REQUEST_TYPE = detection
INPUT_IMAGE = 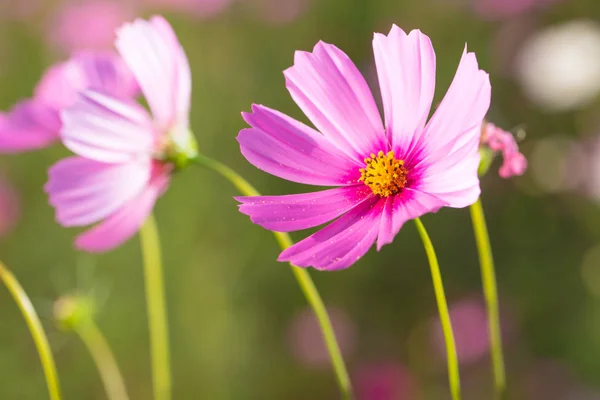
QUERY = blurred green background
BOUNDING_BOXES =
[2,0,600,398]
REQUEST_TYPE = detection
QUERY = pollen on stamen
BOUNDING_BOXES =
[358,150,408,197]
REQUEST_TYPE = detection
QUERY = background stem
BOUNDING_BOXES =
[470,198,506,396]
[140,214,171,400]
[414,218,461,400]
[76,321,130,400]
[0,261,62,400]
[193,154,354,399]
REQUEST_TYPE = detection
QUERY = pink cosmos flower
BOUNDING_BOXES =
[481,122,527,178]
[236,26,491,270]
[354,362,419,400]
[0,51,138,152]
[45,16,196,252]
[47,1,135,55]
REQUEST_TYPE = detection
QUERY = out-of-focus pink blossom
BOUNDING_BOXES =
[0,173,20,237]
[432,298,490,365]
[135,0,231,18]
[481,122,528,178]
[0,51,138,153]
[287,306,356,368]
[46,16,197,253]
[47,1,135,54]
[472,0,564,20]
[354,362,419,400]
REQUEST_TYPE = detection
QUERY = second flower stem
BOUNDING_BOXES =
[76,321,130,400]
[469,198,505,396]
[192,154,353,399]
[414,218,461,400]
[140,214,171,400]
[0,261,62,400]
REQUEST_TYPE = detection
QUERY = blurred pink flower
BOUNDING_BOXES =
[287,306,356,368]
[472,0,563,20]
[47,1,135,54]
[136,0,231,18]
[481,122,527,178]
[0,51,138,153]
[354,362,419,400]
[432,298,490,365]
[45,16,197,252]
[0,174,20,237]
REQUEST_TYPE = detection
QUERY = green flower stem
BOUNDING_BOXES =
[76,321,130,400]
[0,261,62,400]
[192,153,353,399]
[414,218,461,400]
[469,198,505,396]
[140,214,171,400]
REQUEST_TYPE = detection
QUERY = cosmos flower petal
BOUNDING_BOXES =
[412,49,490,208]
[239,104,360,186]
[421,48,491,157]
[75,171,170,253]
[0,100,60,152]
[61,89,155,163]
[284,41,386,161]
[45,156,151,227]
[278,198,384,270]
[373,26,436,154]
[236,185,372,232]
[416,133,481,208]
[35,51,139,109]
[377,188,447,250]
[116,16,191,130]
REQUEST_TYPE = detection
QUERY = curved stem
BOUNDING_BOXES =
[139,214,171,400]
[76,321,130,400]
[469,198,505,396]
[0,262,62,400]
[192,154,353,399]
[414,218,461,400]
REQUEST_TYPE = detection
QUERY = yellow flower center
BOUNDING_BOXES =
[359,150,408,197]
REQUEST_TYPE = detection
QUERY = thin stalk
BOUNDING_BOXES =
[192,153,353,399]
[139,214,171,400]
[76,321,130,400]
[469,198,505,395]
[0,262,62,400]
[414,218,461,400]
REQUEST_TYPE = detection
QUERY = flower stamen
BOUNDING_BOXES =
[359,150,408,197]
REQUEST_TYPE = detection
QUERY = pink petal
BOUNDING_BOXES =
[284,41,385,161]
[236,185,372,232]
[35,51,139,111]
[116,16,191,130]
[46,1,134,54]
[373,26,436,156]
[0,100,60,152]
[239,104,360,186]
[75,171,170,253]
[499,151,527,178]
[411,48,491,208]
[278,198,384,270]
[61,90,155,163]
[377,188,446,250]
[421,48,491,159]
[45,156,151,227]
